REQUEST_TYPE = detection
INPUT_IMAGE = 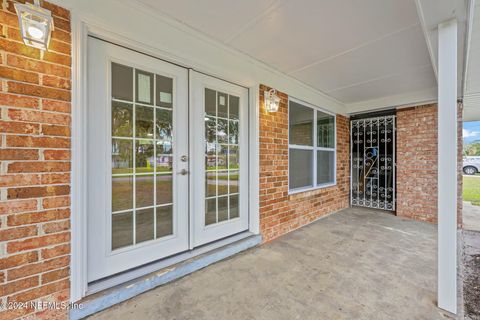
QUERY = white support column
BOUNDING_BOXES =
[437,18,457,314]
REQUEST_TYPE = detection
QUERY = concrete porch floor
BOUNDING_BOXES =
[88,207,451,320]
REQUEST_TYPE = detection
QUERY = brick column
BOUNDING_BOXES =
[396,103,463,226]
[0,1,72,319]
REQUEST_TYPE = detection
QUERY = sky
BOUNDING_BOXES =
[464,121,480,144]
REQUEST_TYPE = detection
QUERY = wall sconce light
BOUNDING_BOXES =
[15,0,54,51]
[264,88,280,113]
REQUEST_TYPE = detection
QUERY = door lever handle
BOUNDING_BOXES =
[178,169,188,175]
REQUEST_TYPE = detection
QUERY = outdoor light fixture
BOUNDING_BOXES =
[264,88,280,113]
[15,0,54,51]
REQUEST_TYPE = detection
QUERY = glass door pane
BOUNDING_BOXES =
[204,89,240,226]
[111,63,175,251]
[191,72,249,247]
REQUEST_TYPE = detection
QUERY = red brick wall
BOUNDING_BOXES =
[259,85,350,242]
[396,103,462,225]
[0,2,71,319]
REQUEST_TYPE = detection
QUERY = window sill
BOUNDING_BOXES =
[288,182,337,195]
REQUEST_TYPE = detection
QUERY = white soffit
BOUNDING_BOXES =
[136,0,441,111]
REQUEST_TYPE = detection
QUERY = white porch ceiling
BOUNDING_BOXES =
[464,0,480,121]
[135,0,468,113]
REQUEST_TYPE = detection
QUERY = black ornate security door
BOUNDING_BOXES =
[351,116,395,211]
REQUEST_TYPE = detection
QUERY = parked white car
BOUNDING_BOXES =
[463,156,480,175]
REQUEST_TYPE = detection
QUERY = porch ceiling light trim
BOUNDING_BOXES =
[14,0,54,51]
[264,89,280,113]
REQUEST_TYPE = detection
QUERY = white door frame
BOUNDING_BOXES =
[70,17,260,302]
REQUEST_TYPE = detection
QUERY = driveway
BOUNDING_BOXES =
[89,207,452,320]
[464,201,480,232]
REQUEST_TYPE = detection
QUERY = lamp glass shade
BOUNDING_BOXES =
[15,3,54,51]
[264,90,280,112]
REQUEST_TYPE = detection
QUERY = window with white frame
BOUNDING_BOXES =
[288,99,336,192]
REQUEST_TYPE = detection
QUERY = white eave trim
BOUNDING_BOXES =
[346,87,437,114]
[415,0,438,80]
[463,0,476,97]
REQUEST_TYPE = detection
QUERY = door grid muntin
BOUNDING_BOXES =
[204,88,240,226]
[350,115,396,211]
[110,62,175,251]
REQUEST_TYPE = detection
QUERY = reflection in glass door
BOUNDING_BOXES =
[204,89,240,225]
[191,72,249,246]
[87,37,189,282]
[110,63,174,250]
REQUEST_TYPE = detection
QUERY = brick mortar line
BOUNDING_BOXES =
[1,223,71,237]
[1,49,72,71]
[1,184,71,189]
[2,134,72,139]
[1,160,71,164]
[3,106,71,115]
[0,275,41,294]
[0,114,72,120]
[2,170,71,174]
[0,148,71,152]
[0,210,71,219]
[2,182,71,187]
[3,236,70,253]
[1,147,71,151]
[3,218,70,233]
[0,60,72,83]
[3,244,70,266]
[3,276,70,301]
[5,52,72,72]
[1,274,69,299]
[0,66,72,88]
[5,79,72,94]
[0,207,71,217]
[1,133,72,138]
[0,183,70,186]
[2,200,70,208]
[2,165,71,169]
[1,158,71,162]
[40,270,69,285]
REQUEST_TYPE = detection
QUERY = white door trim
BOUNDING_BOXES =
[70,15,88,302]
[70,16,260,302]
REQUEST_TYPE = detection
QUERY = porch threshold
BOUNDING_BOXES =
[71,233,262,320]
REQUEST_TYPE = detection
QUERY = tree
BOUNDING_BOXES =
[464,141,480,156]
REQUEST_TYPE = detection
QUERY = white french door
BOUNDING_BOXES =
[190,72,249,246]
[87,37,189,281]
[86,38,249,282]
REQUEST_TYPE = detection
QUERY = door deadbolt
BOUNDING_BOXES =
[180,155,188,162]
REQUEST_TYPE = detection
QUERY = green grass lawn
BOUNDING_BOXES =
[463,176,480,206]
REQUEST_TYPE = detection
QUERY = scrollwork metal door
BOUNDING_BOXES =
[351,116,396,211]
